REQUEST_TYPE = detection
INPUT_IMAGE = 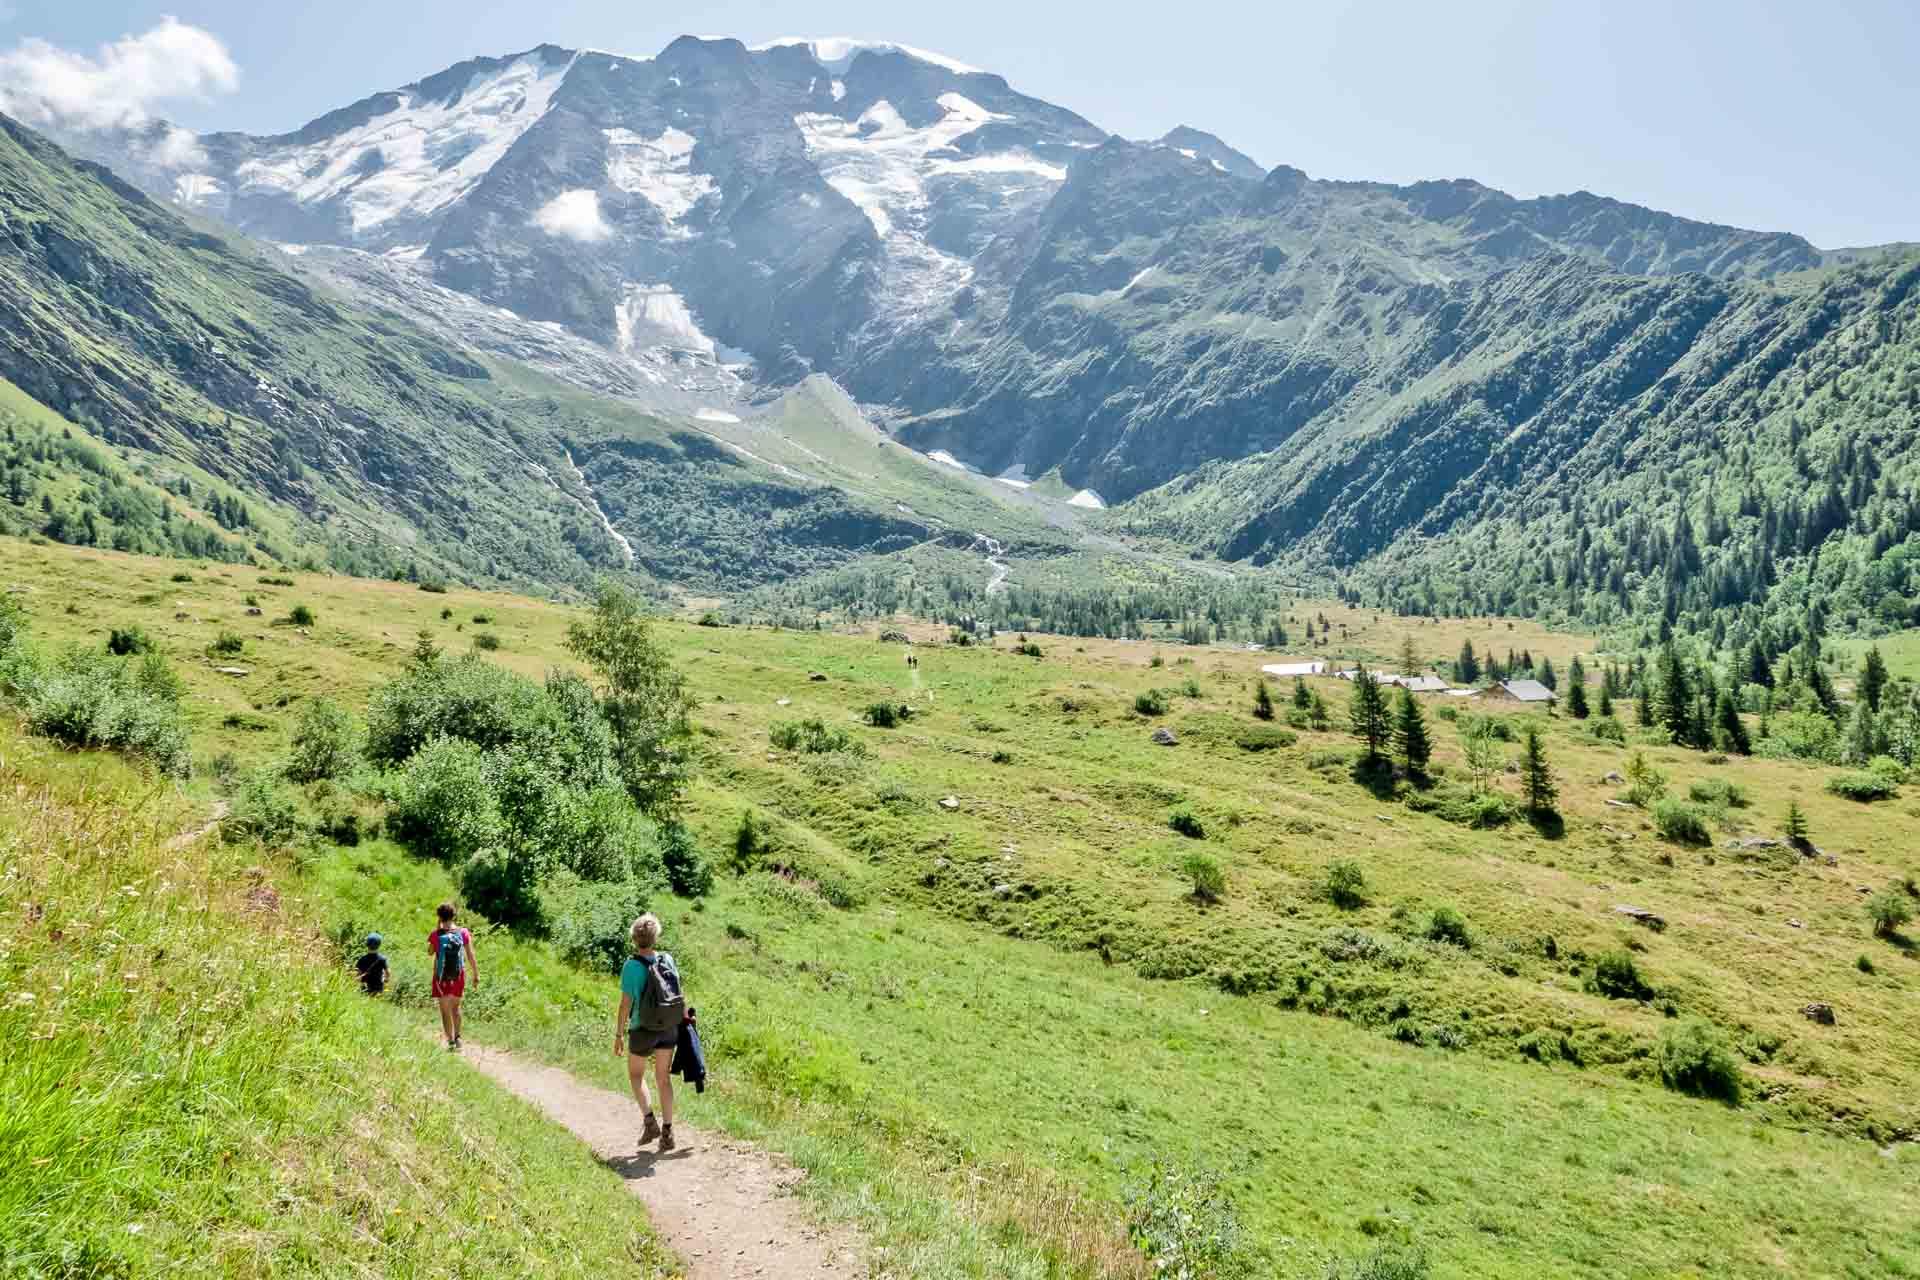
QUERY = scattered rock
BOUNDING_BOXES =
[933,857,950,870]
[1787,918,1805,929]
[1503,761,1519,774]
[1151,727,1179,746]
[939,796,960,811]
[775,698,791,707]
[808,672,827,682]
[1613,905,1667,932]
[1604,799,1636,810]
[174,611,191,621]
[244,606,263,616]
[1802,1002,1836,1026]
[991,883,1014,897]
[213,666,250,677]
[1375,814,1393,823]
[1602,771,1625,784]
[1728,837,1782,851]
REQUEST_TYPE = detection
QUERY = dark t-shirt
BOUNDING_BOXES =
[355,951,389,994]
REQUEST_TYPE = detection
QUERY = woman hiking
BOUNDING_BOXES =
[615,912,687,1152]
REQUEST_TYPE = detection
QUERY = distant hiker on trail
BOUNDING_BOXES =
[617,912,687,1152]
[355,932,389,996]
[429,902,477,1050]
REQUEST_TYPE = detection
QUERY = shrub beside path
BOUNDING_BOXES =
[462,1045,866,1279]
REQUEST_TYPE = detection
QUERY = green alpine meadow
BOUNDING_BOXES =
[2,14,1918,1279]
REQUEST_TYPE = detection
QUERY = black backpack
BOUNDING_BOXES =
[435,929,465,984]
[636,953,686,1032]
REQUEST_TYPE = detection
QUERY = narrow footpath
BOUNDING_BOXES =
[462,1046,865,1279]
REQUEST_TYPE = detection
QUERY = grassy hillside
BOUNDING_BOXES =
[5,534,1917,1277]
[0,727,675,1277]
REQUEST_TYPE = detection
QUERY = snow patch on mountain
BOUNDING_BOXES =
[1067,488,1107,509]
[532,189,612,241]
[753,37,982,76]
[604,126,715,230]
[617,282,717,355]
[695,407,742,423]
[232,51,569,237]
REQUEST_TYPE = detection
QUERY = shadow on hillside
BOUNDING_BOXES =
[1527,809,1567,840]
[602,1148,695,1180]
[1349,756,1399,801]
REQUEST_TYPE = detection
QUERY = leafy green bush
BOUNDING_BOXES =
[1234,725,1297,752]
[1406,784,1514,829]
[472,631,502,652]
[863,701,910,728]
[542,871,654,973]
[388,736,502,862]
[1134,688,1170,716]
[169,571,193,584]
[660,822,713,897]
[287,604,316,627]
[1827,770,1896,801]
[208,630,245,657]
[1867,885,1913,938]
[1324,1246,1432,1280]
[1169,806,1206,839]
[105,626,154,656]
[1181,677,1202,698]
[417,580,448,594]
[1588,949,1654,1001]
[1324,859,1368,909]
[221,771,301,848]
[285,698,359,783]
[4,645,191,776]
[258,575,295,587]
[1687,778,1749,809]
[1652,799,1712,844]
[730,809,777,874]
[1656,1020,1742,1103]
[459,844,544,930]
[1013,640,1042,657]
[1425,906,1471,948]
[770,718,859,754]
[1124,1160,1247,1278]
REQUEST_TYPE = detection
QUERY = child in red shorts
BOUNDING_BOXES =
[429,901,477,1050]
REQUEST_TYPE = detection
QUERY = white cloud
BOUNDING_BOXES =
[531,189,612,242]
[0,17,238,132]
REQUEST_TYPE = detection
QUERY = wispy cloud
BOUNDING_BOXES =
[0,16,238,134]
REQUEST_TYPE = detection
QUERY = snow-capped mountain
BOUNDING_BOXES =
[61,34,1830,507]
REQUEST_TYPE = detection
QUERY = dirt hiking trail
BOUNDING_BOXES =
[462,1045,866,1279]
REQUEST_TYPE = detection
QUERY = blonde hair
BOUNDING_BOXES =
[629,912,661,953]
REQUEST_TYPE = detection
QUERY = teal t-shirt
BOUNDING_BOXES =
[620,953,673,1031]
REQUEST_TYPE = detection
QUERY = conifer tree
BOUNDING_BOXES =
[1456,639,1480,684]
[1860,646,1889,713]
[1784,800,1809,848]
[1399,635,1419,677]
[1348,666,1391,764]
[1714,690,1751,755]
[1521,727,1557,816]
[1293,676,1311,709]
[1539,657,1558,690]
[1567,680,1590,719]
[1308,690,1330,731]
[1253,678,1275,721]
[1394,685,1432,775]
[1598,684,1614,718]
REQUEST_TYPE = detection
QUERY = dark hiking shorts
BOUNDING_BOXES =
[629,1026,676,1055]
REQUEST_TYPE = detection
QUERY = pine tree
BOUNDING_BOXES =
[1456,640,1480,684]
[1394,685,1432,775]
[1521,727,1557,816]
[1784,800,1809,848]
[1860,646,1889,713]
[1598,684,1614,718]
[1253,678,1275,721]
[1655,643,1694,745]
[1845,700,1880,764]
[1348,666,1392,764]
[1308,690,1330,731]
[1567,680,1590,719]
[1538,657,1558,690]
[1292,676,1311,709]
[1714,690,1751,755]
[1399,635,1419,677]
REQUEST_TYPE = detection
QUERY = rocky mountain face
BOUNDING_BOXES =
[20,33,1917,624]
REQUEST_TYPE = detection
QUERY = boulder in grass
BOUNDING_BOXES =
[1613,905,1666,932]
[939,796,960,811]
[1151,727,1179,746]
[1802,1002,1836,1026]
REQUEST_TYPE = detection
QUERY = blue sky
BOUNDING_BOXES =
[2,0,1915,248]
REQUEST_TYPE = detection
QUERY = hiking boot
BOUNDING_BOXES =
[659,1124,676,1152]
[640,1112,661,1144]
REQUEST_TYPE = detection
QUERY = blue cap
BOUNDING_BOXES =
[365,932,383,948]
